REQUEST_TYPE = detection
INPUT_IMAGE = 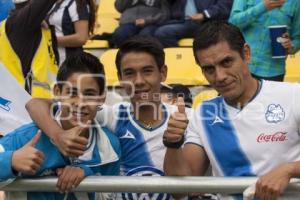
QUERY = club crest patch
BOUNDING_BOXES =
[265,104,285,123]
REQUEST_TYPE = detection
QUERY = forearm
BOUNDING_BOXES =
[25,98,62,142]
[287,161,300,178]
[57,34,88,47]
[229,2,267,29]
[164,148,191,176]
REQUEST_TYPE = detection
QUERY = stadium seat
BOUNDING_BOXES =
[192,89,218,108]
[83,40,109,49]
[99,49,119,86]
[284,52,300,82]
[178,38,193,47]
[97,0,120,19]
[164,48,208,85]
[93,18,119,35]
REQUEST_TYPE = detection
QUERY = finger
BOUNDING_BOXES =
[57,168,68,193]
[168,118,188,129]
[77,120,92,136]
[177,97,186,114]
[25,130,42,147]
[168,120,188,130]
[56,168,64,176]
[166,126,186,135]
[66,172,77,192]
[164,132,183,142]
[72,137,89,147]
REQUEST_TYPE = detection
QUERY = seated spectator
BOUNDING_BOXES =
[112,0,170,47]
[154,0,233,47]
[0,52,120,200]
[229,0,300,81]
[47,0,96,66]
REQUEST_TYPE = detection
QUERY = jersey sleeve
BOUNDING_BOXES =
[69,0,89,22]
[184,106,204,147]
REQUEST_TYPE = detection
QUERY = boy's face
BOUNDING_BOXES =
[54,73,105,129]
[118,52,167,105]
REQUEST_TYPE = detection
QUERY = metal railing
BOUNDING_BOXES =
[1,176,300,195]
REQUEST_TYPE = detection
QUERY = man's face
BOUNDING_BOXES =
[196,41,251,105]
[54,73,104,129]
[118,52,167,105]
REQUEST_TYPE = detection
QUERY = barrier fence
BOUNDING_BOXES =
[2,176,300,195]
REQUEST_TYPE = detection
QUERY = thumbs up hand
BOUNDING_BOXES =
[163,97,188,148]
[54,121,91,157]
[12,130,45,175]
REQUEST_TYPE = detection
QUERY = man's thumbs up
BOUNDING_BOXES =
[12,130,45,175]
[177,97,186,114]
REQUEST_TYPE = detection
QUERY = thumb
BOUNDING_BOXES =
[76,120,92,136]
[177,97,186,114]
[25,130,42,147]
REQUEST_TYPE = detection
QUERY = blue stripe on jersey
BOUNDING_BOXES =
[115,105,153,174]
[200,97,254,177]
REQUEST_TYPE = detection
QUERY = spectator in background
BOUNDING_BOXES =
[229,0,300,81]
[46,0,96,66]
[154,0,233,47]
[0,0,58,97]
[112,0,170,47]
[0,0,14,22]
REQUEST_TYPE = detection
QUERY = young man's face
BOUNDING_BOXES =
[54,73,104,129]
[118,52,167,105]
[196,41,251,104]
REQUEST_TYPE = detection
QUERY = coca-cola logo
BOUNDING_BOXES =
[257,132,288,143]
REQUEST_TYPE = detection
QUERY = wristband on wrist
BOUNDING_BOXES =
[163,135,184,149]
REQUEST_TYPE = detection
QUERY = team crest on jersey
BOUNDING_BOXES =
[122,166,170,200]
[265,104,285,123]
[0,97,11,112]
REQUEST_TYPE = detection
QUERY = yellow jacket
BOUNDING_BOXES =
[0,20,58,98]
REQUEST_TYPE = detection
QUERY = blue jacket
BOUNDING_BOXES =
[0,123,121,200]
[170,0,233,20]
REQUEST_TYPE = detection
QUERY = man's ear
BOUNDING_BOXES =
[53,84,62,101]
[160,65,168,82]
[243,43,251,64]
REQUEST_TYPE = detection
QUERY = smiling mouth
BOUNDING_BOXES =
[71,111,89,119]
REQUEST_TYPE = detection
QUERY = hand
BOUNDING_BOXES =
[135,19,146,27]
[164,97,188,143]
[255,163,294,200]
[191,13,204,23]
[56,166,85,193]
[264,0,285,11]
[281,32,294,54]
[54,122,90,157]
[12,130,44,175]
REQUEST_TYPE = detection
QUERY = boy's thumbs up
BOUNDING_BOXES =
[25,130,42,147]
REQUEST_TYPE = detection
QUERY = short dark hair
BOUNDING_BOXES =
[115,36,165,76]
[193,20,246,64]
[171,84,193,108]
[57,52,105,94]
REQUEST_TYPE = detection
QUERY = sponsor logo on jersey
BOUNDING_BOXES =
[211,115,224,125]
[0,97,11,112]
[121,166,170,200]
[257,132,288,143]
[120,130,136,140]
[265,104,285,123]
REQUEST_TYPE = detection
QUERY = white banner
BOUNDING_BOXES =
[0,63,32,135]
